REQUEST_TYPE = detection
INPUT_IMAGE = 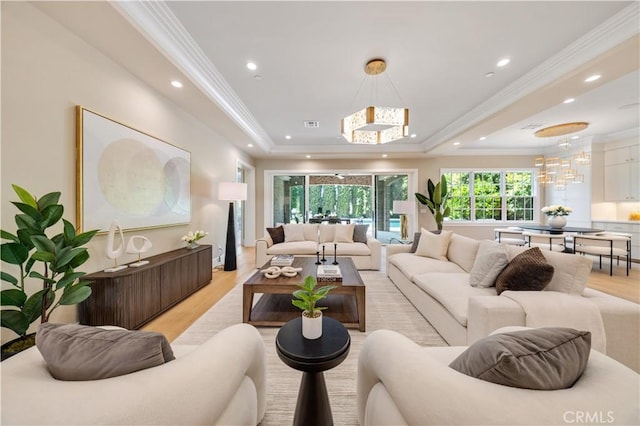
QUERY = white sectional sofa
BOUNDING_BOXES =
[387,231,640,372]
[256,223,381,270]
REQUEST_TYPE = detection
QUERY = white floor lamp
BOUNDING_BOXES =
[393,200,413,240]
[218,182,247,271]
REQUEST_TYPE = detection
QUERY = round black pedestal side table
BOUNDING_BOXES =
[276,316,350,426]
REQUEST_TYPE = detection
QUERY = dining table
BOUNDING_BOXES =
[517,224,603,235]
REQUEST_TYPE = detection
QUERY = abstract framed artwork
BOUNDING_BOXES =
[76,106,191,233]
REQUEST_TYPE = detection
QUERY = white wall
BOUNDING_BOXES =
[255,155,538,241]
[1,2,254,341]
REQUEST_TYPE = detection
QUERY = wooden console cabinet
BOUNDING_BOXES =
[79,245,212,329]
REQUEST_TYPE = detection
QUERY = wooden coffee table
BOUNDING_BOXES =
[243,257,366,331]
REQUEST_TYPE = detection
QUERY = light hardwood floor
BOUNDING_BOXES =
[143,246,639,342]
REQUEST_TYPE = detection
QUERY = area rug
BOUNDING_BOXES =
[174,270,447,425]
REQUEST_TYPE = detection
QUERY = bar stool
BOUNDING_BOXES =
[573,232,631,276]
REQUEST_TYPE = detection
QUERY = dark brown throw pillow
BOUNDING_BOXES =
[495,247,554,295]
[36,323,175,381]
[267,225,285,244]
[449,327,591,390]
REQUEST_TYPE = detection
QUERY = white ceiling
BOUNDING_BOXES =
[35,1,640,159]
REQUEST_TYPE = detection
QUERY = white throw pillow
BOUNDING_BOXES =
[415,229,452,261]
[302,224,319,241]
[333,224,355,243]
[469,240,509,288]
[283,224,304,242]
[318,224,335,243]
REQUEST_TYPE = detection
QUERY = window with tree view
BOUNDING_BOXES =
[443,169,535,222]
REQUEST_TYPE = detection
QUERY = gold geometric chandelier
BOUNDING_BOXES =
[341,59,409,145]
[534,122,590,189]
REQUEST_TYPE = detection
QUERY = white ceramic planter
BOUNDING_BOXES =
[302,311,323,339]
[548,216,567,228]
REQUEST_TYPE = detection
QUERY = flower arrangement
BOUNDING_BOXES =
[182,230,208,244]
[541,205,572,217]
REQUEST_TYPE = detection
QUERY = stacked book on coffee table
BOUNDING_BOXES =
[271,254,294,266]
[316,264,342,283]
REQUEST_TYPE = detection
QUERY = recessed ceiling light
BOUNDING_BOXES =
[247,143,254,147]
[485,72,495,78]
[453,141,461,146]
[563,98,575,104]
[247,62,257,70]
[479,136,486,140]
[254,75,263,80]
[410,134,417,138]
[496,58,510,67]
[382,154,388,158]
[584,74,601,83]
[305,155,311,158]
[170,80,183,88]
[285,135,292,140]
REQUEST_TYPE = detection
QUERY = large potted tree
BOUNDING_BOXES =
[1,185,98,359]
[415,175,450,231]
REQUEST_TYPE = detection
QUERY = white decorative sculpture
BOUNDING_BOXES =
[104,220,128,272]
[126,236,153,267]
[260,266,302,279]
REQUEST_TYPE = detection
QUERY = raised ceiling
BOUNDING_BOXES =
[35,1,639,159]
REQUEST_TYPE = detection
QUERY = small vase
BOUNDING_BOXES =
[302,311,322,339]
[548,216,567,229]
[186,242,199,249]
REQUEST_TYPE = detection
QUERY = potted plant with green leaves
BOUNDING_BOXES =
[1,185,98,359]
[291,275,337,339]
[415,175,450,231]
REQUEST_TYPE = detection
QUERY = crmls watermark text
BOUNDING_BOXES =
[564,411,615,424]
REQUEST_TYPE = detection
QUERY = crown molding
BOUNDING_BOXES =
[112,1,638,158]
[423,2,640,152]
[111,1,274,152]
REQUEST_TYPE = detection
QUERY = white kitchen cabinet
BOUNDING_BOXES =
[604,144,639,201]
[592,221,639,261]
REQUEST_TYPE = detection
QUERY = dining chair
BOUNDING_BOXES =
[494,227,526,246]
[522,231,568,252]
[573,232,631,276]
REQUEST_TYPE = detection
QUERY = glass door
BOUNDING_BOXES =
[268,172,413,243]
[374,174,408,243]
[272,175,305,226]
[307,175,373,231]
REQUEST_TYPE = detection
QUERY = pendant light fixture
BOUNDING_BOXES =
[341,59,409,145]
[533,122,590,189]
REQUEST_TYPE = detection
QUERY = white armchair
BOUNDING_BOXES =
[358,328,639,426]
[1,323,266,425]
